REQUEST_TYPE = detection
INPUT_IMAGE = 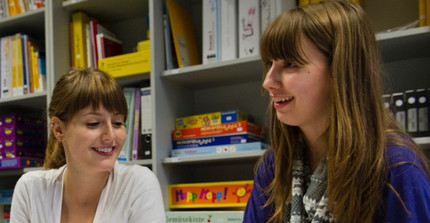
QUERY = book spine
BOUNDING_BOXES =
[72,12,90,69]
[202,0,220,64]
[220,0,237,61]
[238,0,260,58]
[392,92,407,131]
[1,36,12,98]
[405,90,418,137]
[131,88,141,160]
[140,87,152,159]
[417,89,430,137]
[118,88,136,161]
[21,34,29,95]
[419,0,426,27]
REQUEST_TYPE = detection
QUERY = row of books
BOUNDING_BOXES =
[164,0,296,69]
[171,110,268,158]
[0,114,45,169]
[166,211,243,222]
[385,88,430,137]
[0,0,44,19]
[0,33,46,99]
[117,87,152,162]
[70,11,123,69]
[69,11,151,79]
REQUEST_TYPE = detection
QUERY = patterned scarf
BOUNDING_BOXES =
[283,148,335,223]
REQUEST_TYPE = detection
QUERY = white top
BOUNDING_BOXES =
[10,162,166,223]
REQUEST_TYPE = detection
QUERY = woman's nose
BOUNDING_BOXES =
[263,63,281,90]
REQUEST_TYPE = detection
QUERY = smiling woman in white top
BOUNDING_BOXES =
[10,68,166,223]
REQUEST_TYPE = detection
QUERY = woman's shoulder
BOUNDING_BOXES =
[18,166,64,185]
[114,163,157,183]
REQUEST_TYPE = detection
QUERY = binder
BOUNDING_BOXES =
[392,92,406,131]
[405,90,418,137]
[140,87,152,159]
[417,89,429,137]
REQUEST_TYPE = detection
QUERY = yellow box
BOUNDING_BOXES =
[137,40,150,52]
[175,110,247,130]
[169,180,253,208]
[98,50,150,78]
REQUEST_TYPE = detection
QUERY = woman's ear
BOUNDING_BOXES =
[50,117,64,142]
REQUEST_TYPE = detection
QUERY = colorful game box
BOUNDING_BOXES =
[169,180,253,208]
[172,133,264,149]
[0,157,43,170]
[175,110,248,130]
[171,141,268,157]
[172,120,264,140]
[0,147,45,160]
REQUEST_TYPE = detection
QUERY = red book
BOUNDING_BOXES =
[96,33,122,60]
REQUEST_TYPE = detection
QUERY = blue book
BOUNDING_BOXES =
[171,141,268,157]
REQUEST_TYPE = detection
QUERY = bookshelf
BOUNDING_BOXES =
[0,0,429,215]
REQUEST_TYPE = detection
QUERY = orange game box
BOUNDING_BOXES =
[172,121,264,140]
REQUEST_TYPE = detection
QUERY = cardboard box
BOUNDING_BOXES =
[172,121,263,140]
[169,180,253,208]
[171,141,268,157]
[175,110,247,130]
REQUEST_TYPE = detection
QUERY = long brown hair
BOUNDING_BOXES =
[44,68,128,169]
[259,1,430,222]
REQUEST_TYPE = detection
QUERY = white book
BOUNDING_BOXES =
[140,87,152,135]
[85,23,93,68]
[118,87,136,162]
[220,0,238,61]
[1,36,12,98]
[202,0,220,64]
[238,0,260,58]
[261,0,296,32]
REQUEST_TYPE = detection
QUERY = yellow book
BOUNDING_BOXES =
[426,0,430,27]
[419,0,426,27]
[30,44,40,92]
[298,0,310,6]
[166,0,200,68]
[309,0,323,4]
[11,34,21,96]
[72,12,91,68]
[15,33,24,96]
[98,50,150,78]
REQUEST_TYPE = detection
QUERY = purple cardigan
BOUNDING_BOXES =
[243,145,430,222]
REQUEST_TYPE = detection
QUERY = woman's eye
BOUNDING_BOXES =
[265,61,273,68]
[86,122,100,127]
[113,122,125,128]
[284,61,296,68]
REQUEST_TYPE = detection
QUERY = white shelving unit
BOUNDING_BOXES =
[0,0,429,212]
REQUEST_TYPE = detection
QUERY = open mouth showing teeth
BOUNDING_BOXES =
[273,96,294,103]
[93,147,114,153]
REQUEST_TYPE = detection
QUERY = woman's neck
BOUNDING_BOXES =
[61,167,110,223]
[301,127,328,172]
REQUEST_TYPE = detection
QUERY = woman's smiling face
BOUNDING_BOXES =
[60,104,126,173]
[263,35,331,133]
